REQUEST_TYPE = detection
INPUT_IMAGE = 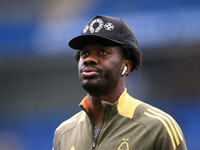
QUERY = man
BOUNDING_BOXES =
[53,15,187,150]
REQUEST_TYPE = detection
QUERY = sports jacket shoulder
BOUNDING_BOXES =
[53,89,187,150]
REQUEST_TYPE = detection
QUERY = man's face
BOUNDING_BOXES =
[78,44,124,96]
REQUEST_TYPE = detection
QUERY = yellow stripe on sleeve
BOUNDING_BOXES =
[151,107,183,141]
[147,109,180,146]
[144,112,176,150]
[165,113,183,141]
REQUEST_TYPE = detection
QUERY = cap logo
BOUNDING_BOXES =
[89,18,104,33]
[83,25,89,33]
[104,22,114,30]
[82,18,114,34]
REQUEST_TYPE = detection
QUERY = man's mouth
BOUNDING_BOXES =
[81,67,100,78]
[82,71,99,77]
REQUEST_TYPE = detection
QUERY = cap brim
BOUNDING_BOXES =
[68,35,123,50]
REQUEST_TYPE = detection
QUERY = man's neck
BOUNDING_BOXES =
[87,86,125,126]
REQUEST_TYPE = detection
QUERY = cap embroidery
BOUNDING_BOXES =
[83,25,89,33]
[104,22,114,30]
[89,18,104,33]
[83,18,115,34]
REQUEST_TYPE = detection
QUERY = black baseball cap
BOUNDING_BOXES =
[68,14,138,50]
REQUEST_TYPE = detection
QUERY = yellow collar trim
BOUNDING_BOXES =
[117,88,142,119]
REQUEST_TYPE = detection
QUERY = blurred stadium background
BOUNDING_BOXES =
[0,0,200,149]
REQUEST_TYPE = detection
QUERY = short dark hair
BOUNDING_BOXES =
[74,43,142,73]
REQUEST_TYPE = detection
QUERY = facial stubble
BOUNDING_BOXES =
[81,62,122,96]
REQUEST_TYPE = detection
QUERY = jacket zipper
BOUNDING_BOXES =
[90,117,97,150]
[92,139,96,150]
[92,126,103,150]
[92,109,106,150]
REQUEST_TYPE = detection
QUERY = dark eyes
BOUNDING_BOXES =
[99,49,109,55]
[80,49,109,58]
[80,51,89,57]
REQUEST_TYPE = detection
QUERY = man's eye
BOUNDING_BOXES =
[99,50,108,55]
[80,51,89,57]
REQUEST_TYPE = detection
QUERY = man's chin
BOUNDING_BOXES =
[82,82,107,96]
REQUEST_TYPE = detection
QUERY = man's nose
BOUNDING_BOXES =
[84,53,98,65]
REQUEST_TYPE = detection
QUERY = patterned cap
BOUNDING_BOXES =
[68,14,137,50]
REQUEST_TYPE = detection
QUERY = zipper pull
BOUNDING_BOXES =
[92,141,96,148]
[92,136,96,150]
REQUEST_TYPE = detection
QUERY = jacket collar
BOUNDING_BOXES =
[79,88,142,120]
[79,88,127,113]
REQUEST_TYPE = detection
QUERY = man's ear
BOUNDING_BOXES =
[122,60,132,76]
